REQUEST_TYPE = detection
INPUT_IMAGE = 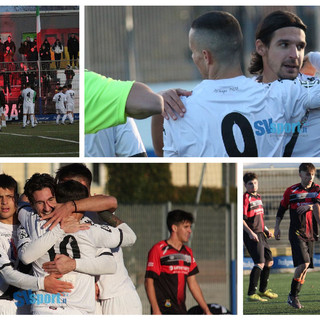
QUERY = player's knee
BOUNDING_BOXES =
[256,262,264,269]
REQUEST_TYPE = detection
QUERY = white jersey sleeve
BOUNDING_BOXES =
[308,52,320,71]
[17,224,64,265]
[85,117,146,157]
[75,248,117,275]
[88,222,136,249]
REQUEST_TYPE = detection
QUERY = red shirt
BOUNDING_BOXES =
[243,192,265,233]
[278,183,320,241]
[145,240,199,314]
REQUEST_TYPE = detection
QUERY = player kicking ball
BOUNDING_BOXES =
[243,173,278,302]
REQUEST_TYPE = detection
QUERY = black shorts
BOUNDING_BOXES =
[289,232,314,268]
[243,232,273,264]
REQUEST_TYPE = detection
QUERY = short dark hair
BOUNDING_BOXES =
[299,163,315,173]
[249,10,307,75]
[167,210,194,233]
[55,180,89,204]
[243,172,258,184]
[191,11,243,65]
[67,84,72,89]
[24,173,56,205]
[0,173,19,203]
[55,163,92,188]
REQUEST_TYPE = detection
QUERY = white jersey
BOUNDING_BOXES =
[84,212,140,302]
[17,206,135,314]
[21,88,36,107]
[163,76,320,157]
[85,118,146,157]
[53,92,66,110]
[65,89,75,107]
[0,223,19,295]
[288,52,320,156]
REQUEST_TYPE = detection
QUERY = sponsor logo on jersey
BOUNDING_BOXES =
[14,289,68,307]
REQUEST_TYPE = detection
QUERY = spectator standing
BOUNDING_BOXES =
[3,36,16,63]
[39,44,51,74]
[64,64,75,86]
[67,33,79,68]
[52,39,63,69]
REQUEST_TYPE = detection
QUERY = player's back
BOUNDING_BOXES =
[22,88,35,105]
[53,92,66,109]
[66,90,75,105]
[163,76,319,157]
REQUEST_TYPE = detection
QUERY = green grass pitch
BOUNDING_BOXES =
[243,271,320,314]
[0,122,79,157]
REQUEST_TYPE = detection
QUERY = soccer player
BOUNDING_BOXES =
[0,173,73,315]
[18,173,136,314]
[21,83,36,128]
[85,70,164,134]
[274,163,319,309]
[145,210,211,315]
[65,84,75,124]
[85,117,147,157]
[243,172,278,302]
[52,86,67,125]
[248,10,320,156]
[54,163,143,314]
[159,11,320,157]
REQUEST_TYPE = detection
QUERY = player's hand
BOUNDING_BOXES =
[301,54,316,76]
[274,227,281,240]
[60,215,91,233]
[41,202,74,230]
[297,205,312,215]
[249,232,259,242]
[43,254,76,274]
[159,88,191,120]
[44,273,73,294]
[268,231,273,238]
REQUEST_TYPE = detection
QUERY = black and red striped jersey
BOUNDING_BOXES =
[277,182,320,241]
[243,192,265,233]
[145,240,199,314]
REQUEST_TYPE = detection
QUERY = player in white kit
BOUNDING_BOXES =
[162,11,320,157]
[85,117,147,157]
[0,174,73,315]
[53,87,67,125]
[65,84,75,124]
[248,10,320,157]
[55,163,143,314]
[18,173,136,314]
[21,83,36,128]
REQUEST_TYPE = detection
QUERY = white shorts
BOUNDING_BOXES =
[99,290,142,315]
[66,103,74,112]
[32,305,85,315]
[23,104,34,114]
[0,299,31,315]
[56,107,66,114]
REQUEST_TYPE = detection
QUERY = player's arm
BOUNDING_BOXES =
[187,275,212,315]
[42,195,118,230]
[274,207,286,240]
[301,52,320,76]
[144,277,162,315]
[313,202,320,225]
[243,220,259,242]
[0,248,73,294]
[125,82,164,119]
[90,221,137,248]
[42,249,117,276]
[18,219,90,265]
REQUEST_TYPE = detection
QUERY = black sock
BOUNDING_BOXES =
[259,266,271,293]
[290,278,301,297]
[248,266,262,295]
